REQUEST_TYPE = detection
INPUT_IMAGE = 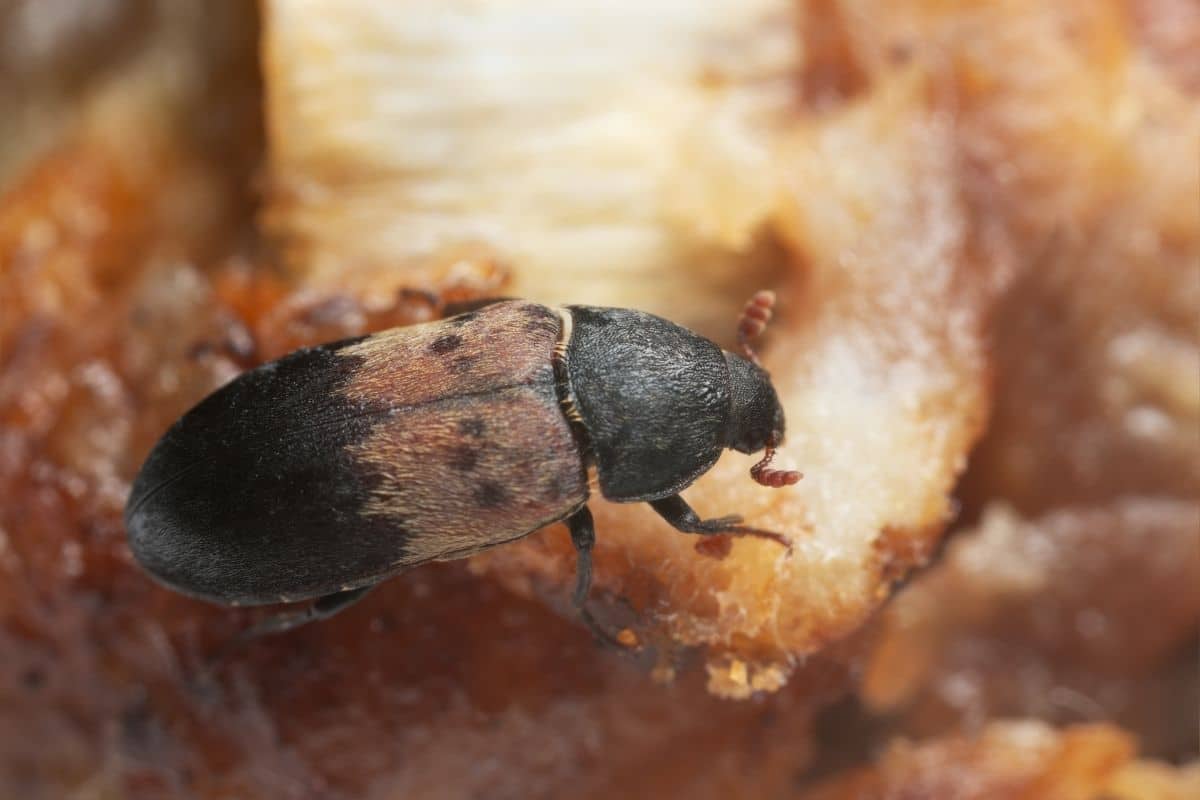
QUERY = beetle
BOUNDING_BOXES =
[125,291,800,642]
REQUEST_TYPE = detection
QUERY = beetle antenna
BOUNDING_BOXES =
[750,436,802,488]
[737,290,776,367]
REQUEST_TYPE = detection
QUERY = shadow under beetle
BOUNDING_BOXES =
[125,291,801,644]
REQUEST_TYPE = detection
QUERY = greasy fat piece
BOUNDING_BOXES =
[126,299,798,639]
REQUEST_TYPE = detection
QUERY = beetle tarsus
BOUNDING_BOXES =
[649,494,792,554]
[577,606,627,650]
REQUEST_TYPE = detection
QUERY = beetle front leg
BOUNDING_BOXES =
[648,494,791,552]
[565,505,627,648]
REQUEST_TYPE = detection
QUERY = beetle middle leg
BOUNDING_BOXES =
[649,494,791,552]
[566,505,627,648]
[241,585,375,638]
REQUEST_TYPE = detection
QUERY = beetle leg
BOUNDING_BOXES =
[241,585,375,638]
[649,494,792,553]
[566,506,627,648]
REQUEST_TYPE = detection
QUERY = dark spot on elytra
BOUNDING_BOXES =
[525,319,559,336]
[448,445,478,471]
[459,417,486,438]
[522,306,560,336]
[449,311,479,326]
[429,334,463,355]
[475,480,508,508]
[541,469,579,500]
[451,353,480,373]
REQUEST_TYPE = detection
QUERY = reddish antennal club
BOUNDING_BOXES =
[738,291,802,488]
[737,290,776,367]
[750,435,802,488]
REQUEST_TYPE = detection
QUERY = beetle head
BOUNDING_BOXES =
[725,353,801,488]
[725,353,785,454]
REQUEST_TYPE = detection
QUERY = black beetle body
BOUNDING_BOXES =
[125,297,798,640]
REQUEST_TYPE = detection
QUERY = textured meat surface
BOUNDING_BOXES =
[862,500,1200,760]
[799,721,1200,800]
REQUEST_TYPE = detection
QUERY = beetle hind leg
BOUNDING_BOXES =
[566,506,629,649]
[241,585,375,639]
[649,494,791,553]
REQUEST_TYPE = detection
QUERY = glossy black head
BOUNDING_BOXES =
[724,352,786,454]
